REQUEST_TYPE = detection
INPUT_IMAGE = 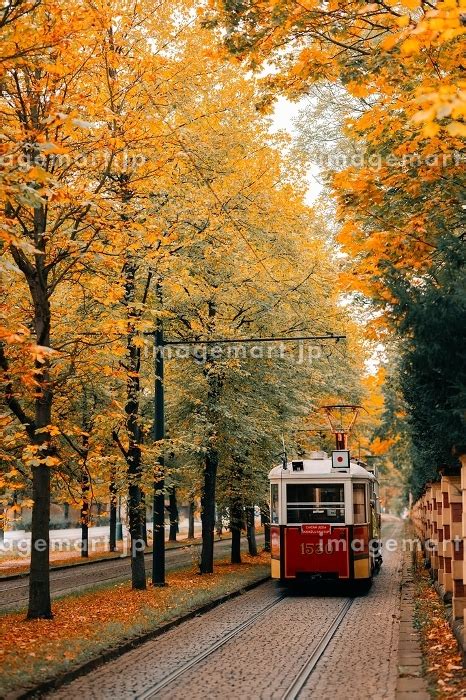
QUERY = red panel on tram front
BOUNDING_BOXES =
[284,526,349,579]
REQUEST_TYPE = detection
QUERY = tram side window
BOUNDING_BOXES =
[286,484,345,524]
[353,483,367,524]
[271,484,279,524]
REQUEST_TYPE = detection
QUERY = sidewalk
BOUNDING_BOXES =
[395,536,430,699]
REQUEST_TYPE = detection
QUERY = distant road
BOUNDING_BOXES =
[0,535,264,613]
[0,519,202,553]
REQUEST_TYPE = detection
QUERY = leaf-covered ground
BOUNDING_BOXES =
[415,562,466,698]
[0,552,270,696]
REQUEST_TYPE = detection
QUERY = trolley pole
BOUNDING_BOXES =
[152,283,166,586]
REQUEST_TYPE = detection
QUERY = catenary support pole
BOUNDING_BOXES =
[152,282,166,586]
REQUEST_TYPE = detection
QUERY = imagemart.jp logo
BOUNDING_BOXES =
[146,341,324,365]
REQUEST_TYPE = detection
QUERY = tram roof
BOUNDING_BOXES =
[268,456,376,480]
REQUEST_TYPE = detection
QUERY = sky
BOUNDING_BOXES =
[271,96,323,203]
[271,96,301,134]
[271,97,384,374]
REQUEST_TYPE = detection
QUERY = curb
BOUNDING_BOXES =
[395,538,430,699]
[6,574,271,700]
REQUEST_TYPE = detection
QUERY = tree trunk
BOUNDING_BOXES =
[109,471,117,552]
[128,473,146,588]
[123,261,146,590]
[200,448,218,574]
[28,424,52,620]
[141,490,148,546]
[246,506,258,556]
[27,463,52,618]
[230,500,243,564]
[0,504,4,542]
[152,285,165,586]
[188,499,195,540]
[27,269,53,619]
[152,474,165,584]
[261,505,271,552]
[199,301,222,575]
[168,486,179,542]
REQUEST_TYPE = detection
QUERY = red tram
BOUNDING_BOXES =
[269,450,382,588]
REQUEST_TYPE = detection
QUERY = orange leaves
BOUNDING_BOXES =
[400,38,421,55]
[370,436,395,456]
[29,345,58,365]
[0,325,30,345]
[26,166,50,184]
[413,82,466,129]
[379,34,399,51]
[446,120,466,137]
[346,81,372,98]
[392,0,466,133]
[22,444,61,469]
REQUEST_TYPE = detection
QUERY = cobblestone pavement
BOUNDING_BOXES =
[298,518,402,700]
[47,519,405,700]
[0,537,261,612]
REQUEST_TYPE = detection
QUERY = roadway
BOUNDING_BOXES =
[0,536,261,612]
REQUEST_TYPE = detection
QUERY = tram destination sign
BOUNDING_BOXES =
[301,524,331,535]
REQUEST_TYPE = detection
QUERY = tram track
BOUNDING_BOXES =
[282,598,353,699]
[135,586,354,700]
[137,593,287,700]
[130,521,397,699]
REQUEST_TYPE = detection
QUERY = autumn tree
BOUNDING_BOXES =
[208,0,465,495]
[0,0,182,609]
[153,26,356,571]
[0,0,126,617]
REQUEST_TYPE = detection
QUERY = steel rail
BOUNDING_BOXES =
[138,592,287,699]
[281,598,353,700]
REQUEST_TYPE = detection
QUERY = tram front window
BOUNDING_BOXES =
[286,484,345,524]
